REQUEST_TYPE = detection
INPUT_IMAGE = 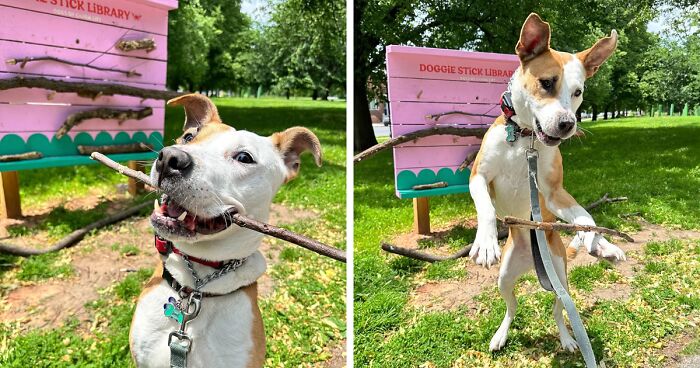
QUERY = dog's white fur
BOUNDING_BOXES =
[129,94,321,367]
[468,13,625,352]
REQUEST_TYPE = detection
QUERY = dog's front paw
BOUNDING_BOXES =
[559,334,579,353]
[470,231,500,268]
[586,233,626,263]
[489,327,509,352]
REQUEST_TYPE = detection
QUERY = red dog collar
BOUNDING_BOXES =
[155,235,225,269]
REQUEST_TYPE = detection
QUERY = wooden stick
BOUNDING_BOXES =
[381,228,509,262]
[77,143,153,155]
[0,201,150,257]
[116,38,156,52]
[0,76,183,100]
[90,153,153,185]
[89,152,347,262]
[353,126,489,163]
[412,182,447,190]
[229,213,346,262]
[7,57,141,77]
[56,107,153,139]
[503,216,634,242]
[458,151,479,171]
[0,151,42,162]
[381,242,471,262]
[427,110,499,121]
[585,193,628,211]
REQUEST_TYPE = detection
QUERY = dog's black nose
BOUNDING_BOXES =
[156,147,192,185]
[558,120,575,133]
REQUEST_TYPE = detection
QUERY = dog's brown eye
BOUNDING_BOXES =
[182,133,195,143]
[234,152,255,164]
[539,78,554,91]
[574,89,582,97]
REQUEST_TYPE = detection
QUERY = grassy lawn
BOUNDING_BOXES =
[354,116,700,367]
[0,97,346,367]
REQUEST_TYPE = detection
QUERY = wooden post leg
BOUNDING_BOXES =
[413,197,430,235]
[0,171,22,219]
[127,161,146,196]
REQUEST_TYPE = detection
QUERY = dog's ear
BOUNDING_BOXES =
[270,127,322,182]
[577,30,618,78]
[167,93,222,130]
[516,13,551,61]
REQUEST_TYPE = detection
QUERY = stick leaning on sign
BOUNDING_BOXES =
[89,153,346,263]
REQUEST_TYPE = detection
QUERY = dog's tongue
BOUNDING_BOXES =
[166,202,186,218]
[184,213,196,231]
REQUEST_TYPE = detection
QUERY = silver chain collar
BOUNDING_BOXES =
[182,255,247,291]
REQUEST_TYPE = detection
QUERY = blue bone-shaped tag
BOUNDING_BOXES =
[505,123,517,143]
[163,296,184,324]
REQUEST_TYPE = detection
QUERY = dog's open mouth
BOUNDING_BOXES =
[534,119,562,146]
[151,194,236,238]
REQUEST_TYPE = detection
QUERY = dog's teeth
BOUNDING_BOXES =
[154,199,160,212]
[177,212,187,221]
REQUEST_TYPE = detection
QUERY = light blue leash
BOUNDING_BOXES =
[526,147,598,368]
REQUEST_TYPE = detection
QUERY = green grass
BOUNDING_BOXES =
[0,267,152,367]
[1,97,346,367]
[15,252,73,281]
[354,116,700,367]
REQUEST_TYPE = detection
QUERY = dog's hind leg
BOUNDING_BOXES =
[489,228,533,352]
[547,230,579,352]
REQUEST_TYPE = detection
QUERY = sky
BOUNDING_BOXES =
[241,0,271,25]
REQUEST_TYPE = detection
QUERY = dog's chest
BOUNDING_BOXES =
[479,126,556,218]
[130,282,256,368]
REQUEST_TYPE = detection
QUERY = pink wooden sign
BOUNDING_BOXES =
[0,0,178,171]
[386,45,519,199]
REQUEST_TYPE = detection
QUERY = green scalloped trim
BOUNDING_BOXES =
[0,132,164,156]
[396,167,471,198]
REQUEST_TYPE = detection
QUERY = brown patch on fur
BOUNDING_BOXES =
[187,123,233,144]
[470,116,505,180]
[555,51,573,63]
[538,194,567,259]
[546,151,578,209]
[521,50,564,104]
[270,127,322,182]
[167,93,222,130]
[242,283,266,368]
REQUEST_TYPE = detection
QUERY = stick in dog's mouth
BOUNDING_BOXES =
[89,152,347,262]
[152,194,240,237]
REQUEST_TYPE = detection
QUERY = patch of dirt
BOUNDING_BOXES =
[0,217,155,331]
[321,340,346,368]
[407,221,700,312]
[0,202,318,330]
[662,328,700,368]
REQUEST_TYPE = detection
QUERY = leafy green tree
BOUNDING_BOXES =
[353,0,677,150]
[264,0,346,99]
[166,0,219,91]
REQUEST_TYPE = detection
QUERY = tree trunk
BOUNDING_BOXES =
[576,106,582,122]
[354,80,378,152]
[312,89,319,100]
[592,105,598,121]
[285,88,290,100]
[322,81,331,100]
[604,108,608,120]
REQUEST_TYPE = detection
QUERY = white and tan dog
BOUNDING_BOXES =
[468,13,625,352]
[129,94,321,367]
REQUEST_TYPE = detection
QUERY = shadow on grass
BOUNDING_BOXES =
[7,196,151,241]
